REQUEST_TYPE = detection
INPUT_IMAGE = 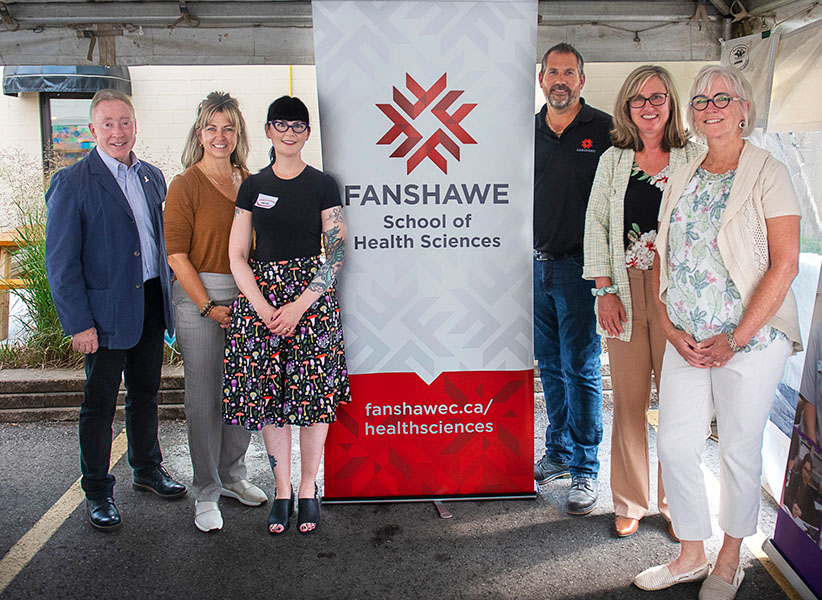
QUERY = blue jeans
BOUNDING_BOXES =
[533,255,602,478]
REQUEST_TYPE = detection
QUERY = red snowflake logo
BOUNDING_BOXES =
[581,138,593,149]
[376,73,477,174]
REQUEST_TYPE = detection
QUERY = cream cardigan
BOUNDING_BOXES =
[583,141,703,341]
[656,141,802,352]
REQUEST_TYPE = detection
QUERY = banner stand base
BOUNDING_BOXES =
[761,538,816,599]
[322,491,538,505]
[433,501,452,519]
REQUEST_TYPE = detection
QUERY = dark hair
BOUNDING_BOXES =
[540,43,585,77]
[266,95,310,162]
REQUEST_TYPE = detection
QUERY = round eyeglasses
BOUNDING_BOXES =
[627,93,668,109]
[689,93,740,111]
[268,120,308,133]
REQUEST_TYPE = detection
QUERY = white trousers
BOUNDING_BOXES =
[657,338,791,541]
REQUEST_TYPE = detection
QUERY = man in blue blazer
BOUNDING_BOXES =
[45,89,186,530]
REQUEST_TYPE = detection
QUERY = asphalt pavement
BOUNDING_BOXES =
[0,401,792,600]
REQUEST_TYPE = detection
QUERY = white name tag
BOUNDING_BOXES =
[255,193,278,209]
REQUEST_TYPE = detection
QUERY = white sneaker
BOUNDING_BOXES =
[194,501,223,532]
[220,479,268,506]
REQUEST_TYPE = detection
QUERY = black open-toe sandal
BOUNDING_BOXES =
[267,487,295,535]
[297,485,320,535]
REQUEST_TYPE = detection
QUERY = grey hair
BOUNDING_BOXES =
[90,89,135,120]
[687,65,756,138]
[539,43,585,77]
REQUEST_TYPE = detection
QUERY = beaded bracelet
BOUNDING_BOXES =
[591,285,618,297]
[199,299,215,318]
[727,330,744,353]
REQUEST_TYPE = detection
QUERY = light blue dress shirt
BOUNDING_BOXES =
[96,147,160,281]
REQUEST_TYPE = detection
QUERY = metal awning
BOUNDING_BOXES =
[2,65,131,97]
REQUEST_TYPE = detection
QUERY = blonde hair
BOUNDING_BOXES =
[611,65,688,152]
[687,65,756,138]
[181,91,249,170]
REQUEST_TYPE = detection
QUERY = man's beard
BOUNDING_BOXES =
[547,84,578,110]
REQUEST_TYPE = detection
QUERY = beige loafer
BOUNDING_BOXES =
[220,479,268,506]
[194,500,223,533]
[634,562,711,591]
[698,564,744,600]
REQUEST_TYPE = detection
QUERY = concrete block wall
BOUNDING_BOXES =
[1,60,715,230]
[0,93,44,229]
[129,64,323,180]
[534,61,713,118]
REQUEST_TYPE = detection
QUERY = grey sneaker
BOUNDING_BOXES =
[566,476,598,515]
[534,455,571,484]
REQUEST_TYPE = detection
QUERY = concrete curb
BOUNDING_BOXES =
[0,358,627,423]
[0,365,185,422]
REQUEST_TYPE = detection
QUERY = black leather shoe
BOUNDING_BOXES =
[86,497,121,530]
[132,466,187,499]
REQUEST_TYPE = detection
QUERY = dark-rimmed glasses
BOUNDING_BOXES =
[627,93,668,109]
[689,93,740,111]
[268,120,308,133]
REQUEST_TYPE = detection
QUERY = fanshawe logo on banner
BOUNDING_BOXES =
[376,73,477,174]
[313,0,538,502]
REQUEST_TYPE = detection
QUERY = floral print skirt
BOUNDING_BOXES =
[222,256,351,430]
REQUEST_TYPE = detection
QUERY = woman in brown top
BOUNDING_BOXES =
[164,92,267,532]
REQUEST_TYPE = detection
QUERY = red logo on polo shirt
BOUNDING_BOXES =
[581,138,593,149]
[376,73,477,175]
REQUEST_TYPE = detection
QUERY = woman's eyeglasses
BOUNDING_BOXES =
[627,93,668,109]
[268,120,308,133]
[689,93,741,111]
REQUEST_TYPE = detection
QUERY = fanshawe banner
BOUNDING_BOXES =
[312,0,537,501]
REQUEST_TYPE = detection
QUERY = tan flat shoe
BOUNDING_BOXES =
[615,516,639,537]
[634,562,711,591]
[698,564,744,600]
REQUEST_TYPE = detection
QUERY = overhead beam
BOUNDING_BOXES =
[0,0,725,66]
[1,0,313,27]
[538,1,719,22]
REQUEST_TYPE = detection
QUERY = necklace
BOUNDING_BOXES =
[199,162,236,187]
[545,112,568,136]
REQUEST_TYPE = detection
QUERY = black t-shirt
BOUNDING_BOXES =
[623,164,666,250]
[235,165,342,261]
[533,99,612,255]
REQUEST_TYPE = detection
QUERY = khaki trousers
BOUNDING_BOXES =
[606,268,669,521]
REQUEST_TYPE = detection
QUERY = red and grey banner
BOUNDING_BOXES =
[312,0,538,500]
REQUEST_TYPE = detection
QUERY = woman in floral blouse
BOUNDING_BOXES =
[634,65,801,600]
[584,65,702,540]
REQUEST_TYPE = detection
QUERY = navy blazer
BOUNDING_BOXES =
[45,148,174,350]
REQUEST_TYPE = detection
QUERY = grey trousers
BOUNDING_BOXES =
[173,274,252,501]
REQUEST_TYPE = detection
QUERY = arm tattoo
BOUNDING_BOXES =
[326,206,344,224]
[234,207,243,218]
[308,223,345,294]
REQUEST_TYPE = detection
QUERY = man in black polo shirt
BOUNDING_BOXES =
[533,43,612,515]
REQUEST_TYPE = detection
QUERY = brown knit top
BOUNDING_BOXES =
[164,165,247,274]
